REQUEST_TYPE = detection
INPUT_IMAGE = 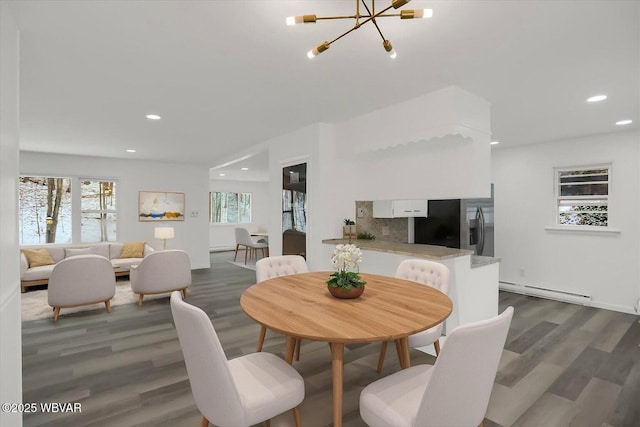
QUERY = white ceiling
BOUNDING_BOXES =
[10,1,639,181]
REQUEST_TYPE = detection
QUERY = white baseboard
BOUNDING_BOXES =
[500,281,591,306]
[500,281,637,314]
[209,246,235,252]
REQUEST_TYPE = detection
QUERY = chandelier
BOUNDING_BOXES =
[286,0,433,59]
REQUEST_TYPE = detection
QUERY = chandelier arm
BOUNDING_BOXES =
[360,0,387,41]
[362,3,396,22]
[328,24,362,45]
[327,1,395,45]
[316,15,363,21]
[314,13,403,21]
[371,19,387,42]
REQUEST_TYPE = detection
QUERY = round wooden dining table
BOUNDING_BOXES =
[240,271,453,427]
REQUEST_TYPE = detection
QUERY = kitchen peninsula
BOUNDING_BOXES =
[321,239,500,333]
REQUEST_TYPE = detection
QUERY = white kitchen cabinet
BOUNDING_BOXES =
[373,200,427,218]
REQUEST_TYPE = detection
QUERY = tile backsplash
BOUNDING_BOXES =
[354,201,408,243]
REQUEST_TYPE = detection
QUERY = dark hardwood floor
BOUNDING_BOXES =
[21,251,640,426]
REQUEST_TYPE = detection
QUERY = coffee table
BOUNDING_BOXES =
[240,271,452,426]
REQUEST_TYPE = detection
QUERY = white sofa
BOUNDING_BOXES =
[20,242,154,292]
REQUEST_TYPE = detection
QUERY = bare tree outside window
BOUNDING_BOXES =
[81,180,117,242]
[19,177,72,244]
[209,192,252,223]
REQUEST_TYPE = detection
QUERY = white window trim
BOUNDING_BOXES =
[549,162,613,231]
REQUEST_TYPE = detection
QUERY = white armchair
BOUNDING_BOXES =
[170,291,304,427]
[130,250,191,305]
[48,254,116,322]
[377,259,451,372]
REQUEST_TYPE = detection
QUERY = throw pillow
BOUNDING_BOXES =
[65,247,94,258]
[22,248,56,268]
[119,242,145,258]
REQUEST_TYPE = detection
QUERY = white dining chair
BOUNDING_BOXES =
[360,306,514,427]
[234,227,269,264]
[170,292,305,427]
[255,255,309,359]
[377,259,450,372]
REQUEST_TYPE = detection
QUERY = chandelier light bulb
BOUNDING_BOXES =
[286,15,317,25]
[307,41,330,59]
[383,40,397,59]
[401,8,433,19]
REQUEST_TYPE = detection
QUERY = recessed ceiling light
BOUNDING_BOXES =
[241,167,249,171]
[219,173,225,177]
[586,95,607,103]
[146,114,161,120]
[490,141,500,145]
[126,149,136,153]
[616,119,633,126]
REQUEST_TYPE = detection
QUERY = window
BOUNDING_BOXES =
[81,180,117,242]
[556,165,609,227]
[19,176,72,244]
[210,192,252,223]
[19,176,118,244]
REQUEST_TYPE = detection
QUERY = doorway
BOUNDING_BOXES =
[282,163,307,258]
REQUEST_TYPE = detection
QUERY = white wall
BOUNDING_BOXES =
[0,3,23,425]
[208,179,269,250]
[492,131,640,313]
[265,123,358,270]
[261,87,493,270]
[20,152,211,269]
[338,86,493,200]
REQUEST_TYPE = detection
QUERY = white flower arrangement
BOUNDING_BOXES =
[327,244,366,289]
[330,244,363,271]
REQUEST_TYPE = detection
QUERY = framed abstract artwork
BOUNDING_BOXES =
[138,191,185,221]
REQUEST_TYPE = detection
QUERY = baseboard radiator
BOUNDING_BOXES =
[499,281,592,306]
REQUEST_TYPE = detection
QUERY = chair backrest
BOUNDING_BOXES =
[48,254,115,306]
[415,306,514,426]
[170,292,246,426]
[131,250,191,292]
[234,227,255,246]
[255,255,308,282]
[395,259,450,296]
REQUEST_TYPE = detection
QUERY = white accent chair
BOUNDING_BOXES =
[234,227,268,265]
[170,292,305,427]
[377,259,451,372]
[130,250,191,305]
[47,254,116,322]
[255,256,309,358]
[360,306,514,427]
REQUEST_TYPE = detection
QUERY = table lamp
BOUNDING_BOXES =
[154,227,174,250]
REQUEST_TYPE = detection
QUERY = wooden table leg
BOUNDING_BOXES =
[284,335,297,365]
[330,342,344,427]
[394,337,411,369]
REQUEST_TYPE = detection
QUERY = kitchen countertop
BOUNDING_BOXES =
[322,239,500,267]
[322,238,473,260]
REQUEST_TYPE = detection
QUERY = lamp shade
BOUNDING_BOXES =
[154,227,175,240]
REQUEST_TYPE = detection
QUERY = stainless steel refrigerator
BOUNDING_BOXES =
[414,188,494,256]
